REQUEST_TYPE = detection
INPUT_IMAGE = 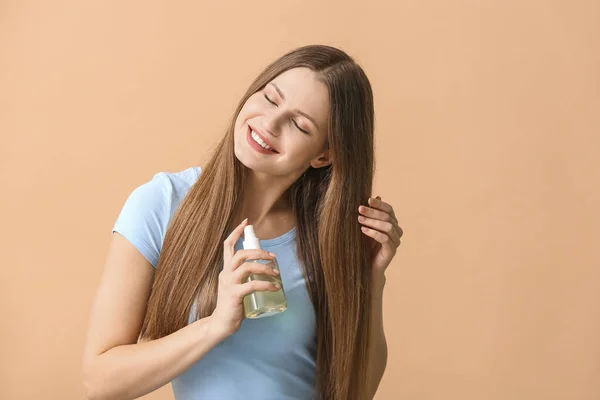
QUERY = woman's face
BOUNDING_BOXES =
[234,67,331,178]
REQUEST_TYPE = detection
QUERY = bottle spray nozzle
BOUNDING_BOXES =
[244,225,256,239]
[243,224,261,250]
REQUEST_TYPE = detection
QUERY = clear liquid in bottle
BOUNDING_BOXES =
[243,258,287,318]
[241,225,288,319]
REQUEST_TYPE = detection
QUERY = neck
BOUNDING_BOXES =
[233,168,301,234]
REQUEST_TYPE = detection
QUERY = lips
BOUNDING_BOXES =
[245,125,278,155]
[248,124,278,153]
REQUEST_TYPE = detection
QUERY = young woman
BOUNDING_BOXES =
[82,44,403,400]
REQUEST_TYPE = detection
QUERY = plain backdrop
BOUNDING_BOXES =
[1,1,599,399]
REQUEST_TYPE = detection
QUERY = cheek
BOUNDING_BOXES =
[283,138,319,161]
[242,95,263,111]
[236,101,258,127]
[237,96,255,115]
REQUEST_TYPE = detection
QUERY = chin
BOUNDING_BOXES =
[233,144,264,171]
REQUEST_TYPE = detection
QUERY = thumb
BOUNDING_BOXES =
[224,218,249,261]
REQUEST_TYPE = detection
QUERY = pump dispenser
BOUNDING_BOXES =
[242,225,287,318]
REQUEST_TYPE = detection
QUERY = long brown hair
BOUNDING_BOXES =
[140,44,376,399]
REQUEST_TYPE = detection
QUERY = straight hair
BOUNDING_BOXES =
[139,44,376,399]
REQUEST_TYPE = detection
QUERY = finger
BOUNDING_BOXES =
[361,226,399,249]
[359,204,397,224]
[236,280,281,298]
[368,197,397,222]
[230,249,276,271]
[359,205,402,237]
[233,261,280,282]
[223,218,249,263]
[371,196,403,238]
[358,216,401,246]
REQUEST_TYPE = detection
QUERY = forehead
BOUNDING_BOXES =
[269,68,330,129]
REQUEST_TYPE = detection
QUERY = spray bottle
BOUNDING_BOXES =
[242,225,288,318]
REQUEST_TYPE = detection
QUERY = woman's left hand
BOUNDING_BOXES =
[358,196,403,275]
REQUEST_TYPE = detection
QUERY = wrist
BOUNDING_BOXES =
[203,315,232,343]
[371,270,387,289]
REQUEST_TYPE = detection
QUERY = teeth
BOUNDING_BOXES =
[251,130,273,151]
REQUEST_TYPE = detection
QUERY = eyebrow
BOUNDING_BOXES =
[268,82,320,130]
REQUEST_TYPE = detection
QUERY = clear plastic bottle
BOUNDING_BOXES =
[242,225,287,318]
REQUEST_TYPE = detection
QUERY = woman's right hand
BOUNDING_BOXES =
[211,218,281,337]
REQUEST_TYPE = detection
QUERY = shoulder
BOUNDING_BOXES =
[120,166,201,218]
[112,166,202,267]
[159,165,202,190]
[149,165,202,200]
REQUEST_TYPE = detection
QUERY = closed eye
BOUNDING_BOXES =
[294,122,309,134]
[264,93,277,106]
[263,94,310,135]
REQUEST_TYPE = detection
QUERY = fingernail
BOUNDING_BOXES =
[273,269,280,274]
[243,218,248,223]
[269,252,276,257]
[274,283,281,288]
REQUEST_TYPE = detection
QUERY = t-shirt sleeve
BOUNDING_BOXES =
[112,173,173,268]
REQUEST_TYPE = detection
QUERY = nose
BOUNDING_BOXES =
[263,120,279,137]
[263,109,286,137]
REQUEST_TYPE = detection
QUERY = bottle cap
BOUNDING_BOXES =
[242,225,262,250]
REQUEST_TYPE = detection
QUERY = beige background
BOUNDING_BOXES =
[1,1,599,399]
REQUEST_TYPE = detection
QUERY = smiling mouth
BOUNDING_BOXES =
[247,125,278,153]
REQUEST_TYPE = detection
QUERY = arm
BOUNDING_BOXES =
[358,195,402,398]
[81,233,227,400]
[367,271,388,399]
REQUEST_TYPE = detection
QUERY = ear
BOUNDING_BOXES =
[309,147,333,169]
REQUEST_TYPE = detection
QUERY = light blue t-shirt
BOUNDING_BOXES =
[112,166,318,400]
